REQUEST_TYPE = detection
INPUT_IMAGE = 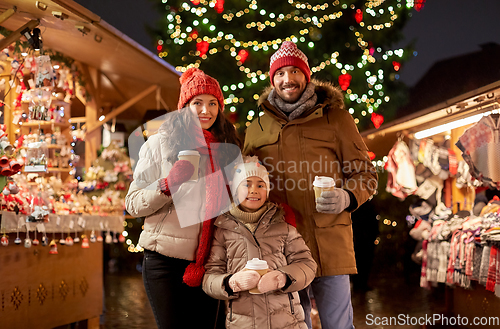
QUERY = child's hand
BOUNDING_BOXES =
[257,270,287,293]
[229,270,261,292]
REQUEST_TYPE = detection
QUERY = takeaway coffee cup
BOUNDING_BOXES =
[313,176,335,199]
[178,150,200,181]
[245,258,269,294]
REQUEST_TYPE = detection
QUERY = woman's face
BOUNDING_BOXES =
[188,94,219,130]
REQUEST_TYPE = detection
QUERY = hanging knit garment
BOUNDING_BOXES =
[182,129,226,287]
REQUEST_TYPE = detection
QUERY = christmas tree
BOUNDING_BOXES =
[151,0,424,132]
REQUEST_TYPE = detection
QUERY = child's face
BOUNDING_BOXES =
[236,176,267,212]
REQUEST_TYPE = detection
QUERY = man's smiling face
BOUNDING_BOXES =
[273,66,308,103]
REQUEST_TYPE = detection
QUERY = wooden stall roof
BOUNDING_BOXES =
[361,80,500,157]
[0,0,180,121]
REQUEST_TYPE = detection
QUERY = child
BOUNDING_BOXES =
[202,156,317,329]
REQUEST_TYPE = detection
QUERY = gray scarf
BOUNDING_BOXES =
[268,82,317,121]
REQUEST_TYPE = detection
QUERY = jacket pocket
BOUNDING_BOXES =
[312,211,351,228]
[302,129,336,143]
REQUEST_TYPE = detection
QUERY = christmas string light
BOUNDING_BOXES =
[158,0,417,128]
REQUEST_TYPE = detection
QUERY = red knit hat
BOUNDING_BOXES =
[177,67,225,111]
[269,41,311,86]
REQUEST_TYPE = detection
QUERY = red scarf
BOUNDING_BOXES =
[183,129,226,287]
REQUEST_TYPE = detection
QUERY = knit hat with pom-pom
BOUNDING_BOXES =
[177,67,225,111]
[231,155,270,197]
[269,41,311,86]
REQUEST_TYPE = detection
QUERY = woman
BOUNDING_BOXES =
[125,67,241,329]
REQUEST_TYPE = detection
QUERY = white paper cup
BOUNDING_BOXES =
[178,150,200,181]
[313,176,335,199]
[244,258,269,294]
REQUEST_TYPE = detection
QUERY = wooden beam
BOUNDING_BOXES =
[0,7,16,25]
[87,84,157,133]
[101,72,128,102]
[80,63,102,113]
[0,19,39,51]
[69,117,86,123]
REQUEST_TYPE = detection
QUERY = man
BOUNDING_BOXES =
[243,41,378,329]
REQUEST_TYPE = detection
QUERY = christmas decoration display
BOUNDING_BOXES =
[77,141,132,215]
[152,0,421,130]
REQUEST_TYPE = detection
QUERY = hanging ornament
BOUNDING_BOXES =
[214,0,224,14]
[32,229,39,246]
[338,74,352,91]
[367,151,376,161]
[414,0,426,12]
[237,49,249,64]
[81,235,90,248]
[196,41,209,57]
[90,230,97,243]
[59,231,66,245]
[24,225,31,248]
[105,230,113,244]
[49,239,58,254]
[190,0,200,4]
[371,112,384,129]
[113,232,118,244]
[41,234,49,246]
[65,235,74,246]
[354,9,363,24]
[392,61,401,71]
[73,227,80,243]
[14,225,21,244]
[97,232,103,243]
[1,233,8,246]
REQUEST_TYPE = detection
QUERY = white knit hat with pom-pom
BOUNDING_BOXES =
[231,156,270,197]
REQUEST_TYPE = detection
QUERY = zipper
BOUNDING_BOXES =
[288,293,295,314]
[153,204,171,234]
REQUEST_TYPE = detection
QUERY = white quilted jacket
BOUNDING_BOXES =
[125,126,208,261]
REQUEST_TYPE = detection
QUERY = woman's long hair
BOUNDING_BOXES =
[161,105,241,170]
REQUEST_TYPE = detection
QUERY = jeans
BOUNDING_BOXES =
[299,275,354,329]
[142,249,225,329]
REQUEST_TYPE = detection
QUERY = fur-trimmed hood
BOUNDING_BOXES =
[257,79,345,114]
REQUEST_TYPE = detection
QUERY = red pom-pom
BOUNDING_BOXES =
[183,263,205,287]
[179,67,201,85]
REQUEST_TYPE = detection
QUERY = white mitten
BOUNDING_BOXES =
[257,270,287,294]
[228,270,261,292]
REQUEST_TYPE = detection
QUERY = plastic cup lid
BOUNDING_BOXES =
[245,258,268,270]
[178,150,200,157]
[313,176,335,188]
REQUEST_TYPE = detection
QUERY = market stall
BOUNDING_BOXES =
[0,1,180,328]
[362,80,500,328]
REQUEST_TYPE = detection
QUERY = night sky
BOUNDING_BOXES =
[76,0,500,87]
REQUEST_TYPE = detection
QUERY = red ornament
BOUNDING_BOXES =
[392,61,401,71]
[367,151,376,161]
[229,112,238,123]
[196,41,209,57]
[371,112,384,129]
[354,9,363,24]
[414,0,425,12]
[237,49,249,64]
[189,29,198,40]
[338,73,352,91]
[214,0,224,13]
[190,0,200,5]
